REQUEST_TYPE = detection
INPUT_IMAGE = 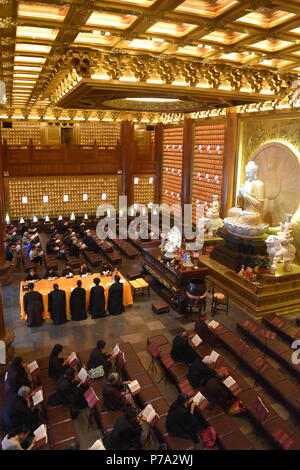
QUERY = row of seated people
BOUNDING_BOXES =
[1,342,144,450]
[23,274,125,327]
[25,262,116,282]
[159,315,300,450]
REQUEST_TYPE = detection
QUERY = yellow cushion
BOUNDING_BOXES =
[214,293,225,302]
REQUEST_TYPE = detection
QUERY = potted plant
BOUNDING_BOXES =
[254,255,270,274]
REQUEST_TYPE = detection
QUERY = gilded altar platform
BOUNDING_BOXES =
[200,255,300,320]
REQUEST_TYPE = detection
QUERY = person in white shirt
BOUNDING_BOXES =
[2,425,36,450]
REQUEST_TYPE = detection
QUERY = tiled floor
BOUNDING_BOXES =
[2,247,300,450]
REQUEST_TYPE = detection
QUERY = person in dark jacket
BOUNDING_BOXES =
[2,386,40,433]
[107,275,124,316]
[61,264,74,277]
[69,241,80,258]
[48,284,67,325]
[6,357,31,394]
[166,394,201,443]
[194,313,216,346]
[87,340,112,373]
[48,344,69,380]
[70,280,87,321]
[104,405,143,450]
[54,368,88,419]
[23,283,44,327]
[43,267,59,279]
[102,373,127,411]
[46,237,56,254]
[79,262,92,276]
[170,331,198,365]
[89,278,106,318]
[24,268,40,282]
[187,357,232,409]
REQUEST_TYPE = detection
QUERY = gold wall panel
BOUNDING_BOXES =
[2,122,41,146]
[133,175,155,206]
[79,122,120,146]
[8,175,121,220]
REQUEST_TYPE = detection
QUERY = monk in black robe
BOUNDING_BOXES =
[70,280,87,321]
[6,357,31,394]
[54,368,88,419]
[48,344,69,380]
[89,278,106,318]
[171,332,198,365]
[194,313,217,346]
[87,340,112,373]
[48,284,67,325]
[107,275,124,316]
[187,357,232,409]
[104,406,142,450]
[23,283,44,327]
[166,394,201,443]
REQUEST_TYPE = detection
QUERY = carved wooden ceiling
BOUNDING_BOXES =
[0,0,300,118]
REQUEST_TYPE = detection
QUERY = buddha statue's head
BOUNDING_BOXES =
[245,161,258,181]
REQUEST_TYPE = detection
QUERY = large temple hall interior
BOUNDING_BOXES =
[1,0,300,453]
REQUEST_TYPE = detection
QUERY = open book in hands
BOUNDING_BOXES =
[202,350,222,365]
[223,376,242,396]
[140,404,159,426]
[66,351,78,367]
[190,334,202,347]
[111,344,121,357]
[208,320,220,330]
[26,360,39,375]
[77,367,89,384]
[192,391,209,410]
[127,380,141,395]
[34,424,48,448]
[31,386,44,406]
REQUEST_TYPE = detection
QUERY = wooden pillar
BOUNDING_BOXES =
[120,120,135,207]
[221,107,238,219]
[0,121,14,355]
[181,117,194,209]
[154,123,163,204]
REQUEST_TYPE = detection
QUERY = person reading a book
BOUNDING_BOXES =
[52,367,88,419]
[194,313,216,346]
[6,357,31,394]
[103,405,143,450]
[43,267,59,280]
[87,340,112,373]
[2,386,41,433]
[166,394,202,444]
[170,331,198,365]
[61,264,74,277]
[1,425,36,450]
[48,344,70,380]
[24,268,41,282]
[79,262,92,276]
[102,373,132,411]
[187,358,232,410]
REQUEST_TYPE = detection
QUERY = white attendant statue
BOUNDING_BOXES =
[205,195,223,238]
[266,214,296,274]
[163,226,182,259]
[224,161,268,237]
